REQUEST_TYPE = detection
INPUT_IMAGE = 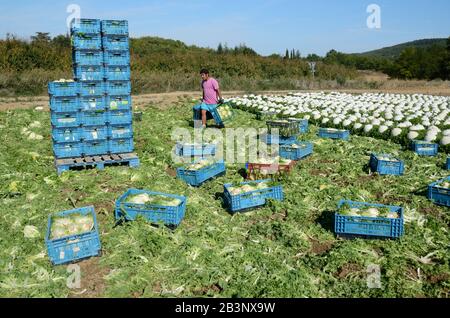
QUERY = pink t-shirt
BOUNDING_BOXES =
[202,78,219,105]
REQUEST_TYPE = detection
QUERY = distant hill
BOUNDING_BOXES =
[356,38,447,59]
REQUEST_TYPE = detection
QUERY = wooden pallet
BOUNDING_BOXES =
[55,153,140,175]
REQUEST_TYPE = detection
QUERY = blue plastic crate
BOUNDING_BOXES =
[262,134,297,145]
[280,141,313,160]
[105,81,131,95]
[224,180,284,213]
[102,35,129,51]
[73,50,104,66]
[411,140,438,156]
[82,125,108,141]
[81,111,107,127]
[267,120,298,138]
[318,128,350,140]
[72,33,102,50]
[45,206,101,265]
[104,51,130,66]
[79,81,106,97]
[334,200,404,239]
[108,138,134,154]
[104,65,130,81]
[101,20,129,35]
[175,142,216,157]
[48,81,78,97]
[446,157,450,170]
[80,96,106,112]
[369,153,404,176]
[115,189,187,226]
[52,127,82,143]
[428,176,450,207]
[177,161,226,186]
[53,142,83,158]
[106,95,132,110]
[74,65,104,81]
[50,96,80,112]
[70,19,101,34]
[288,118,309,134]
[107,124,133,139]
[83,140,108,156]
[107,110,132,125]
[51,112,81,128]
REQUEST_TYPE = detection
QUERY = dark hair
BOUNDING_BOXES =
[200,68,209,75]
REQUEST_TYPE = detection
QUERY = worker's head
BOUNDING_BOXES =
[200,68,209,81]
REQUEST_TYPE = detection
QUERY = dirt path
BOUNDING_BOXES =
[1,85,449,111]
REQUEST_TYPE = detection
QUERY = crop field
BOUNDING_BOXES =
[1,94,449,298]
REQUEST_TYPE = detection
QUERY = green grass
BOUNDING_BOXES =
[0,99,449,298]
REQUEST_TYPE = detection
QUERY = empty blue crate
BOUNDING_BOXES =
[108,124,133,139]
[106,81,131,95]
[104,65,131,81]
[72,33,102,50]
[446,157,450,170]
[82,110,107,126]
[48,81,78,97]
[280,141,313,160]
[70,18,101,34]
[318,128,350,140]
[334,200,404,239]
[108,138,134,154]
[115,189,187,227]
[102,35,129,51]
[104,51,130,66]
[288,118,309,134]
[106,95,132,110]
[82,125,108,141]
[50,96,79,112]
[73,51,104,66]
[411,140,438,156]
[101,20,129,35]
[80,96,106,112]
[370,153,404,176]
[175,142,216,157]
[177,161,226,186]
[263,134,297,145]
[83,140,108,156]
[53,142,83,158]
[427,176,450,207]
[224,179,284,213]
[79,81,106,97]
[74,65,105,81]
[107,109,132,125]
[52,127,82,143]
[45,206,101,265]
[51,111,81,128]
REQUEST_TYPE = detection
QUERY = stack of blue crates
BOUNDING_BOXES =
[49,19,134,159]
[102,20,133,155]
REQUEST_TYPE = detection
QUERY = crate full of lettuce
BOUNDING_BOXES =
[177,159,226,186]
[115,189,187,226]
[45,206,101,265]
[224,179,283,213]
[427,176,450,207]
[334,200,404,239]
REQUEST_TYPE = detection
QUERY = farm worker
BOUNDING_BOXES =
[193,68,223,128]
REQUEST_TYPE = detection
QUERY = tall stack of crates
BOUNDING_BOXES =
[102,20,133,155]
[49,19,135,166]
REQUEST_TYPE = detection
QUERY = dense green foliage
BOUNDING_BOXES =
[322,37,450,80]
[0,33,355,96]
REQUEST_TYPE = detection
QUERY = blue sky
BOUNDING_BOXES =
[1,0,449,56]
